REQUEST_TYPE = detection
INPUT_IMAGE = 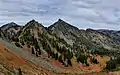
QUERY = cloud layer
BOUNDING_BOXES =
[0,0,120,30]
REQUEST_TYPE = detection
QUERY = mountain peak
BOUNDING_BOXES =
[26,19,40,26]
[48,19,67,30]
[9,22,16,25]
[48,19,79,31]
[57,19,67,24]
[27,19,38,24]
[6,22,17,26]
[30,19,36,22]
[58,18,64,22]
[23,19,44,30]
[0,22,19,30]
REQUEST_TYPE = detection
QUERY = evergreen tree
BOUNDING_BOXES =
[52,52,55,59]
[55,53,58,60]
[36,52,38,57]
[21,40,25,46]
[106,60,117,70]
[27,44,30,48]
[67,58,72,66]
[58,55,63,63]
[91,57,99,64]
[38,49,41,55]
[18,68,22,75]
[15,42,22,48]
[31,47,35,54]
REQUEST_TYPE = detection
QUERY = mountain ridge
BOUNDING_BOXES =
[0,22,20,31]
[0,19,120,75]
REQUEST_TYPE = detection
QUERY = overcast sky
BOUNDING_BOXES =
[0,0,120,30]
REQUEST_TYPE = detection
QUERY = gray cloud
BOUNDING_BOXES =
[0,0,120,30]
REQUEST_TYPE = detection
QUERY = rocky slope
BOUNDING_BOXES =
[0,43,56,75]
[0,19,120,74]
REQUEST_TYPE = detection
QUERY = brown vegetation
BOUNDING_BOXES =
[0,44,55,75]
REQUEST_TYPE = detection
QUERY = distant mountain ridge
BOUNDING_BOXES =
[1,19,120,57]
[1,19,120,74]
[0,22,20,30]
